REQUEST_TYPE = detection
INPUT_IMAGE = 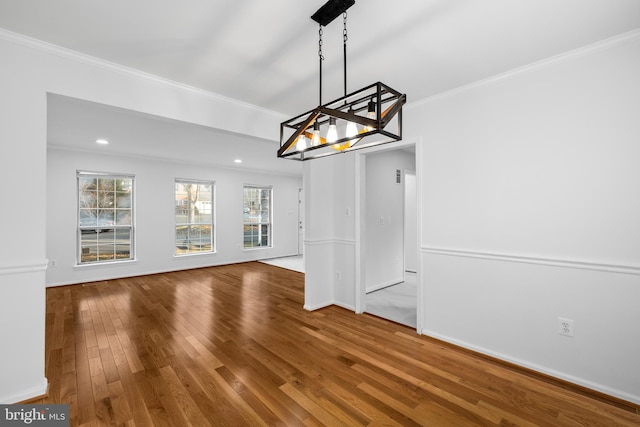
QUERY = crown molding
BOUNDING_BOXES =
[0,27,287,120]
[407,28,640,110]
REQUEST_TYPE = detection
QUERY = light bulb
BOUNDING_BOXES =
[326,117,338,143]
[312,122,321,146]
[364,99,376,132]
[346,120,358,140]
[296,133,307,151]
[332,110,357,151]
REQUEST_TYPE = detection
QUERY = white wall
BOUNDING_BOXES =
[0,35,49,404]
[410,33,640,403]
[0,29,286,403]
[365,150,415,292]
[304,32,640,404]
[303,158,336,309]
[331,153,356,309]
[47,149,301,286]
[302,152,358,311]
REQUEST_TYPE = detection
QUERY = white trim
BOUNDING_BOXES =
[422,247,640,276]
[354,151,366,314]
[73,259,138,270]
[354,139,421,318]
[0,28,287,120]
[0,378,48,404]
[332,301,356,312]
[173,251,217,259]
[333,239,355,246]
[48,257,290,287]
[421,330,640,406]
[305,239,333,246]
[406,28,640,110]
[241,247,272,252]
[304,302,333,311]
[304,238,355,246]
[304,300,355,312]
[414,136,424,334]
[77,169,135,179]
[0,260,48,276]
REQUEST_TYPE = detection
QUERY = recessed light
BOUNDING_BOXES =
[96,139,109,145]
[234,159,242,163]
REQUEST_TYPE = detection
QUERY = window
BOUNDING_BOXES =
[243,185,272,248]
[175,180,214,255]
[78,172,134,264]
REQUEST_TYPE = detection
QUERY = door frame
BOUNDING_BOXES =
[297,188,304,255]
[404,170,417,273]
[354,138,422,333]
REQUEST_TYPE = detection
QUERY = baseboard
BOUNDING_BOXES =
[0,378,48,404]
[332,301,356,312]
[305,300,355,312]
[421,330,640,413]
[46,258,290,288]
[304,301,333,311]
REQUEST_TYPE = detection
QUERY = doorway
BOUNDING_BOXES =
[358,145,418,329]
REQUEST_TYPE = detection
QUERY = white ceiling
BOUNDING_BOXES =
[2,0,639,174]
[46,94,301,175]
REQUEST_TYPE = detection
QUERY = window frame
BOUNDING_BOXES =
[76,171,135,265]
[175,178,215,256]
[243,184,273,249]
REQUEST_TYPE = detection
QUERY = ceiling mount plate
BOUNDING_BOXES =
[311,0,355,26]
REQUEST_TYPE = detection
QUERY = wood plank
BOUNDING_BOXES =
[33,262,640,426]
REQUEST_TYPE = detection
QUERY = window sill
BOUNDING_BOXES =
[74,259,137,270]
[174,251,217,258]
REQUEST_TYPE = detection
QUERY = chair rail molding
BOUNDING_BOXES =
[0,260,48,277]
[305,238,355,246]
[422,247,640,276]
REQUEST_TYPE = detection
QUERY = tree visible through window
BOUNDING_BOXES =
[243,185,272,248]
[78,172,133,264]
[175,180,214,255]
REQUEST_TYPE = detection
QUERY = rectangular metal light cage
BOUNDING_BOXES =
[278,82,406,161]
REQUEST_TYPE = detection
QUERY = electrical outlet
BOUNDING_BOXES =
[49,259,57,268]
[558,317,574,337]
[336,272,341,280]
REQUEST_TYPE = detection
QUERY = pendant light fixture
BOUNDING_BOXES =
[278,0,406,161]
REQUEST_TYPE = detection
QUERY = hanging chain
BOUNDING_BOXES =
[343,11,348,98]
[343,11,348,44]
[318,24,324,105]
[318,25,324,61]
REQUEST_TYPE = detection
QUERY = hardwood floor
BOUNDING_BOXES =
[36,262,639,426]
